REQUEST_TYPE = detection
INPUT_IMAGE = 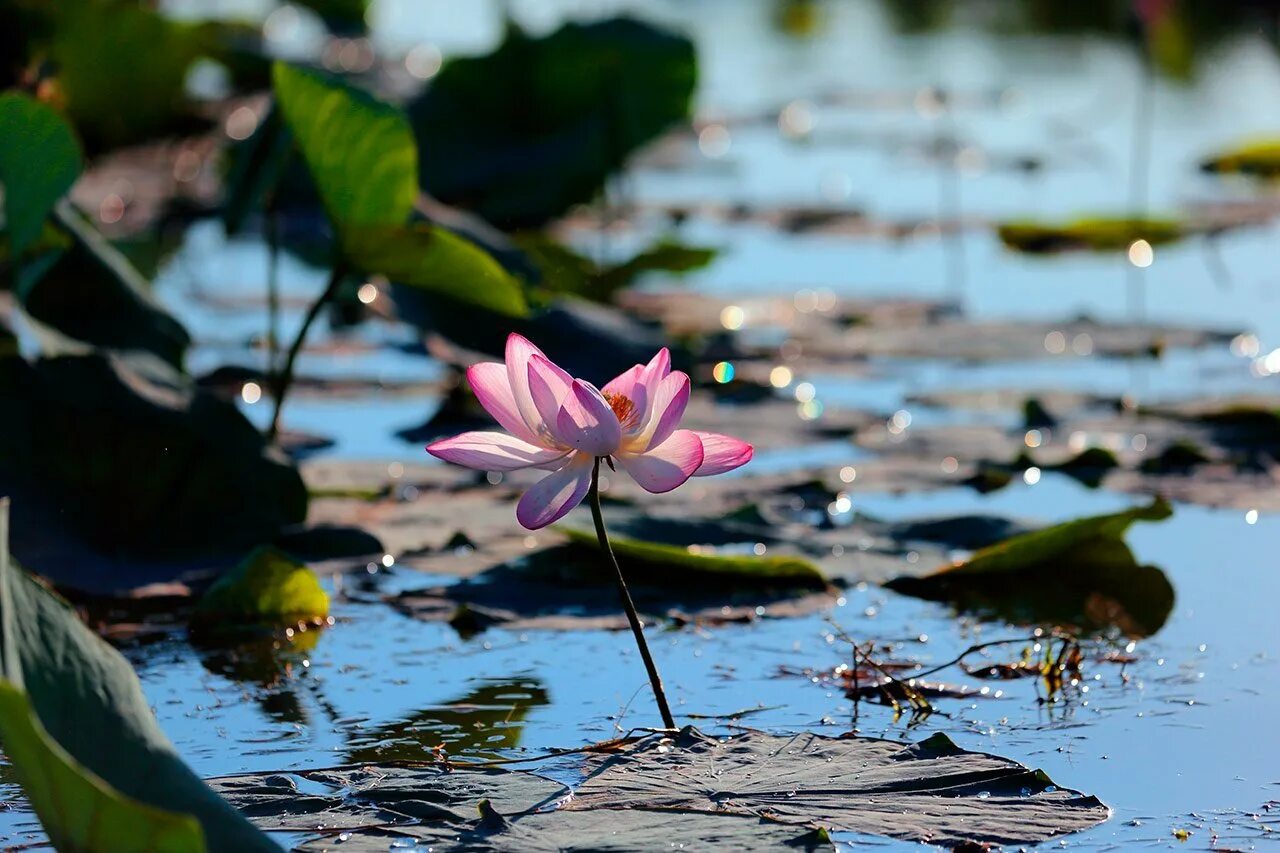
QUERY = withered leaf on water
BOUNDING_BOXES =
[213,727,1108,849]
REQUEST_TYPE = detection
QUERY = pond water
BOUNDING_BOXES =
[6,0,1280,849]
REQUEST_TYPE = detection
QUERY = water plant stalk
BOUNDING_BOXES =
[265,206,281,373]
[588,457,677,730]
[267,262,347,441]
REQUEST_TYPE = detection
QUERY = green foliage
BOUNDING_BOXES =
[605,239,717,283]
[409,18,696,229]
[0,683,206,852]
[0,317,16,358]
[997,217,1184,254]
[887,499,1174,636]
[0,503,274,850]
[560,527,827,588]
[271,61,527,316]
[0,96,189,367]
[518,233,717,303]
[344,223,527,315]
[49,1,205,152]
[0,93,81,258]
[924,498,1171,577]
[194,546,329,633]
[272,62,417,231]
[1144,5,1194,81]
[1201,140,1280,178]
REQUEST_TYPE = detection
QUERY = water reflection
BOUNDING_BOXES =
[198,628,323,725]
[344,678,549,763]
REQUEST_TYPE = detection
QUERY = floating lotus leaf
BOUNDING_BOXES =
[887,499,1175,636]
[997,217,1184,254]
[565,728,1108,845]
[559,526,827,587]
[213,727,1108,848]
[1201,140,1280,178]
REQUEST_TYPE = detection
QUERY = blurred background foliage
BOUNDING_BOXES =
[1,0,1279,570]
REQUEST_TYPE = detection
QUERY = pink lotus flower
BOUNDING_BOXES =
[427,334,753,529]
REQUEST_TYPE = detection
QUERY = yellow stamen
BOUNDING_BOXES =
[603,392,641,430]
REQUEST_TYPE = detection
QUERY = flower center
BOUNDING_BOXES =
[603,392,641,430]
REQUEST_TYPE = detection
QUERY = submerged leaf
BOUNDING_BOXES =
[193,547,329,635]
[1140,439,1212,473]
[997,217,1183,254]
[560,527,827,588]
[1047,447,1121,488]
[446,809,832,853]
[392,558,834,634]
[887,499,1175,636]
[0,503,274,850]
[0,93,82,257]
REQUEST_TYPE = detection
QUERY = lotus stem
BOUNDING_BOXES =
[588,457,677,731]
[265,207,281,373]
[267,262,346,442]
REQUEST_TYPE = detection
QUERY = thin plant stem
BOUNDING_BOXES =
[265,206,282,374]
[588,457,676,730]
[267,262,346,442]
